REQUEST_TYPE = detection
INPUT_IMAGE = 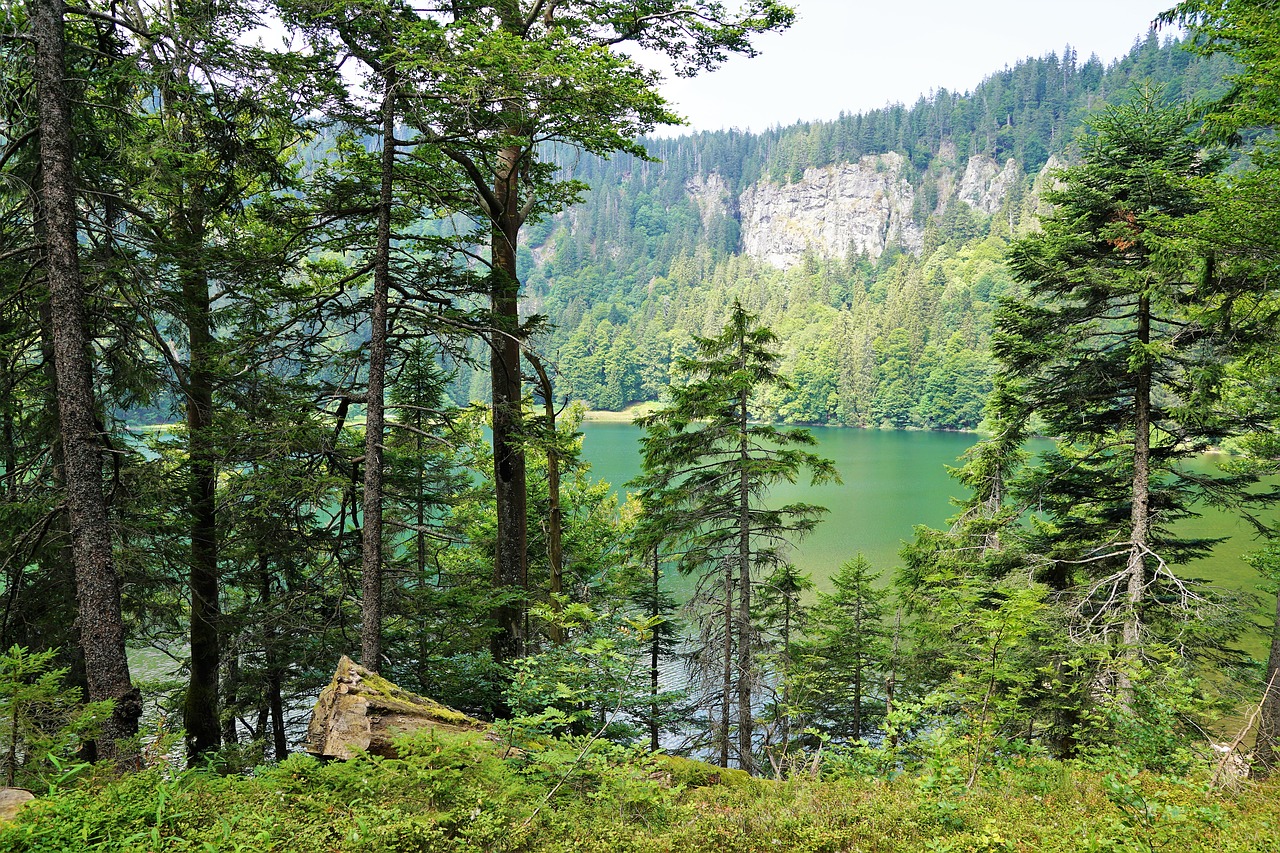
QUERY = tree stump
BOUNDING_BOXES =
[304,656,486,760]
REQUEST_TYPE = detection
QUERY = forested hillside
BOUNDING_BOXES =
[3,0,1280,847]
[448,33,1236,429]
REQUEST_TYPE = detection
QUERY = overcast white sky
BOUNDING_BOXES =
[645,0,1178,134]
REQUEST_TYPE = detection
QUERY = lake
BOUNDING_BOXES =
[576,422,1277,609]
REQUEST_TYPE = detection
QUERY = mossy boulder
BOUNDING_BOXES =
[648,754,753,789]
[304,656,486,760]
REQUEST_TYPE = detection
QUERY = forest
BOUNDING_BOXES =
[1,0,1280,850]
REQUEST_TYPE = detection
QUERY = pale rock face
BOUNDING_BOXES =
[737,152,922,269]
[958,155,1020,215]
[686,172,733,230]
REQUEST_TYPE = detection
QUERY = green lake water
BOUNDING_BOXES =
[576,423,1277,617]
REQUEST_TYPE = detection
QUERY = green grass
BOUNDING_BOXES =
[3,729,1278,852]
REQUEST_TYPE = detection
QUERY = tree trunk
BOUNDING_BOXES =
[35,297,91,701]
[1,393,13,499]
[220,650,239,746]
[737,387,753,775]
[183,209,221,763]
[490,140,528,666]
[852,598,863,740]
[259,550,288,761]
[30,0,139,763]
[779,591,792,756]
[361,80,395,672]
[1120,296,1152,706]
[527,352,563,645]
[720,562,732,769]
[650,550,660,753]
[1254,593,1280,775]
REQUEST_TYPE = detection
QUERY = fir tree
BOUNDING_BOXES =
[796,554,889,745]
[631,300,836,773]
[995,89,1257,703]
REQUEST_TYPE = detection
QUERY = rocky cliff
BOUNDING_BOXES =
[685,148,1033,271]
[734,153,921,269]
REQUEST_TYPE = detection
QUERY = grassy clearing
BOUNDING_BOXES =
[579,402,659,423]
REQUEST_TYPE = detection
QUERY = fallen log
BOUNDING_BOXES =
[304,656,486,760]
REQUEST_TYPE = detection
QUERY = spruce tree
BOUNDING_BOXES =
[29,0,140,763]
[796,554,889,745]
[1160,0,1280,775]
[631,300,835,773]
[994,90,1256,702]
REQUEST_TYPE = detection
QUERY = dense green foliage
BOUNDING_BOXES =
[1,0,1279,844]
[429,34,1243,428]
[631,301,835,770]
[3,726,1280,852]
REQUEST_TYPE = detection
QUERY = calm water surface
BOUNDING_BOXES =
[577,423,1276,608]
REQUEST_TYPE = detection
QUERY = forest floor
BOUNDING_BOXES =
[3,727,1278,852]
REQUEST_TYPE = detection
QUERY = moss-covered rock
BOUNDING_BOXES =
[304,656,486,760]
[649,754,753,789]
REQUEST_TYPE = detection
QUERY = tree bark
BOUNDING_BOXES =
[1254,593,1280,775]
[720,561,732,769]
[258,549,288,761]
[30,0,139,763]
[650,550,660,753]
[1120,295,1152,706]
[182,206,221,763]
[490,140,528,666]
[361,80,395,672]
[737,384,753,774]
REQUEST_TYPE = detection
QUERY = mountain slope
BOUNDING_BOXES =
[447,32,1232,429]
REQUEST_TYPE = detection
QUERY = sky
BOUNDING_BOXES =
[644,0,1178,134]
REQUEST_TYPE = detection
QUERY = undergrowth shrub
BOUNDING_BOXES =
[0,645,112,790]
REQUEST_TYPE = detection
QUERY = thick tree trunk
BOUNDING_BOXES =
[30,0,139,763]
[35,298,91,700]
[1254,593,1280,775]
[183,212,221,763]
[490,141,528,666]
[361,81,395,672]
[737,389,753,774]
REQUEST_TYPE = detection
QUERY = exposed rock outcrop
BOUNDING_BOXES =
[958,155,1020,215]
[738,153,922,269]
[304,656,486,760]
[0,788,33,823]
[686,172,734,231]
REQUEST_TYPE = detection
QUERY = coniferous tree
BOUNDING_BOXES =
[381,0,796,666]
[1160,0,1280,775]
[632,300,835,773]
[102,0,330,760]
[755,560,811,768]
[29,0,140,762]
[994,89,1257,704]
[795,554,888,745]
